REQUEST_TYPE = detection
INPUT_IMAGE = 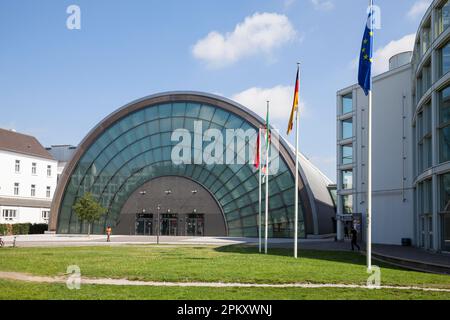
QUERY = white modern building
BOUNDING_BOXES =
[336,0,450,253]
[0,128,58,224]
[336,52,415,246]
[46,145,77,183]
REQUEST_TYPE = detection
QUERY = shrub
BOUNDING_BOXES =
[29,223,48,234]
[11,223,31,235]
[0,224,6,236]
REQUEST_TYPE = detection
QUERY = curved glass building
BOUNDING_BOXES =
[413,0,450,251]
[49,92,335,237]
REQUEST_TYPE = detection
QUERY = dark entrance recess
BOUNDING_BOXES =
[116,176,227,236]
[135,213,153,236]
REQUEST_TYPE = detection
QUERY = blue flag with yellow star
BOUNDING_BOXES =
[358,1,374,96]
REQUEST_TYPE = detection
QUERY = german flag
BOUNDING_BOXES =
[287,66,299,135]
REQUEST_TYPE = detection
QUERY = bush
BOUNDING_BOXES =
[11,223,31,235]
[29,223,48,234]
[0,224,6,236]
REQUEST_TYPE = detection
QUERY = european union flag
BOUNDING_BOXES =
[358,2,374,96]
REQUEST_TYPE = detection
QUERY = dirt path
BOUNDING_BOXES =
[1,271,450,292]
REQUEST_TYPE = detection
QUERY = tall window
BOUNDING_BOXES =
[2,209,17,221]
[436,0,450,37]
[421,26,431,55]
[46,186,51,198]
[342,195,353,214]
[341,144,353,165]
[342,170,353,190]
[15,160,20,173]
[31,185,36,197]
[440,41,450,77]
[42,210,50,222]
[47,165,52,177]
[342,118,353,140]
[439,86,450,163]
[418,103,432,171]
[14,183,19,196]
[31,162,37,175]
[342,93,353,115]
[440,172,450,212]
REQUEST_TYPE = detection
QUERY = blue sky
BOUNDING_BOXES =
[0,0,429,181]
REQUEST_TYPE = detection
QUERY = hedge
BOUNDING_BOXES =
[0,223,48,236]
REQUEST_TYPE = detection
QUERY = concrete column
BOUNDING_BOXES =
[431,84,440,251]
[336,93,344,241]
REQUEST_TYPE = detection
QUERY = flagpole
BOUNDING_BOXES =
[259,127,262,253]
[367,0,373,271]
[265,101,270,255]
[294,63,300,259]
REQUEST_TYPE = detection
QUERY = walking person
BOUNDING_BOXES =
[106,226,112,242]
[351,226,360,251]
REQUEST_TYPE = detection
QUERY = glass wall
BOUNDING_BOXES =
[56,102,304,238]
[439,86,450,163]
[342,170,353,190]
[440,173,450,251]
[342,118,353,140]
[440,41,450,77]
[341,144,353,165]
[342,93,353,115]
[342,195,353,214]
[421,25,431,56]
[418,179,433,249]
[436,0,450,37]
[417,102,432,172]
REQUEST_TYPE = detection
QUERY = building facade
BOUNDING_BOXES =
[412,0,450,252]
[336,53,415,246]
[49,92,336,238]
[46,145,77,183]
[336,0,450,252]
[0,128,58,225]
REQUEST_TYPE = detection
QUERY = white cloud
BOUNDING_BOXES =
[349,33,416,75]
[310,0,334,11]
[372,33,415,75]
[231,85,305,120]
[192,12,297,68]
[407,0,432,20]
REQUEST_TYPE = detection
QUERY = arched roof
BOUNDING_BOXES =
[49,92,334,236]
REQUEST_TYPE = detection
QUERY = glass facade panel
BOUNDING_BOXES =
[437,1,450,37]
[342,94,352,115]
[341,144,353,165]
[56,102,304,238]
[342,195,353,214]
[342,118,353,140]
[441,41,450,77]
[342,170,353,190]
[443,215,450,252]
[440,86,450,163]
[440,173,450,213]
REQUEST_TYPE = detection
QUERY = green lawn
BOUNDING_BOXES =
[1,279,449,300]
[0,245,449,300]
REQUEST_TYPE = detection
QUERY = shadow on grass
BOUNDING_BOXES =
[214,244,409,273]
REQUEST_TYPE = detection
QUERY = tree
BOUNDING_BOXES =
[72,192,107,236]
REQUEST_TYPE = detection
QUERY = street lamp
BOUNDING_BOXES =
[157,204,161,245]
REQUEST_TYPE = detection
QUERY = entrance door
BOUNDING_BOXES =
[186,214,204,236]
[161,214,178,236]
[443,214,450,252]
[135,214,153,235]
